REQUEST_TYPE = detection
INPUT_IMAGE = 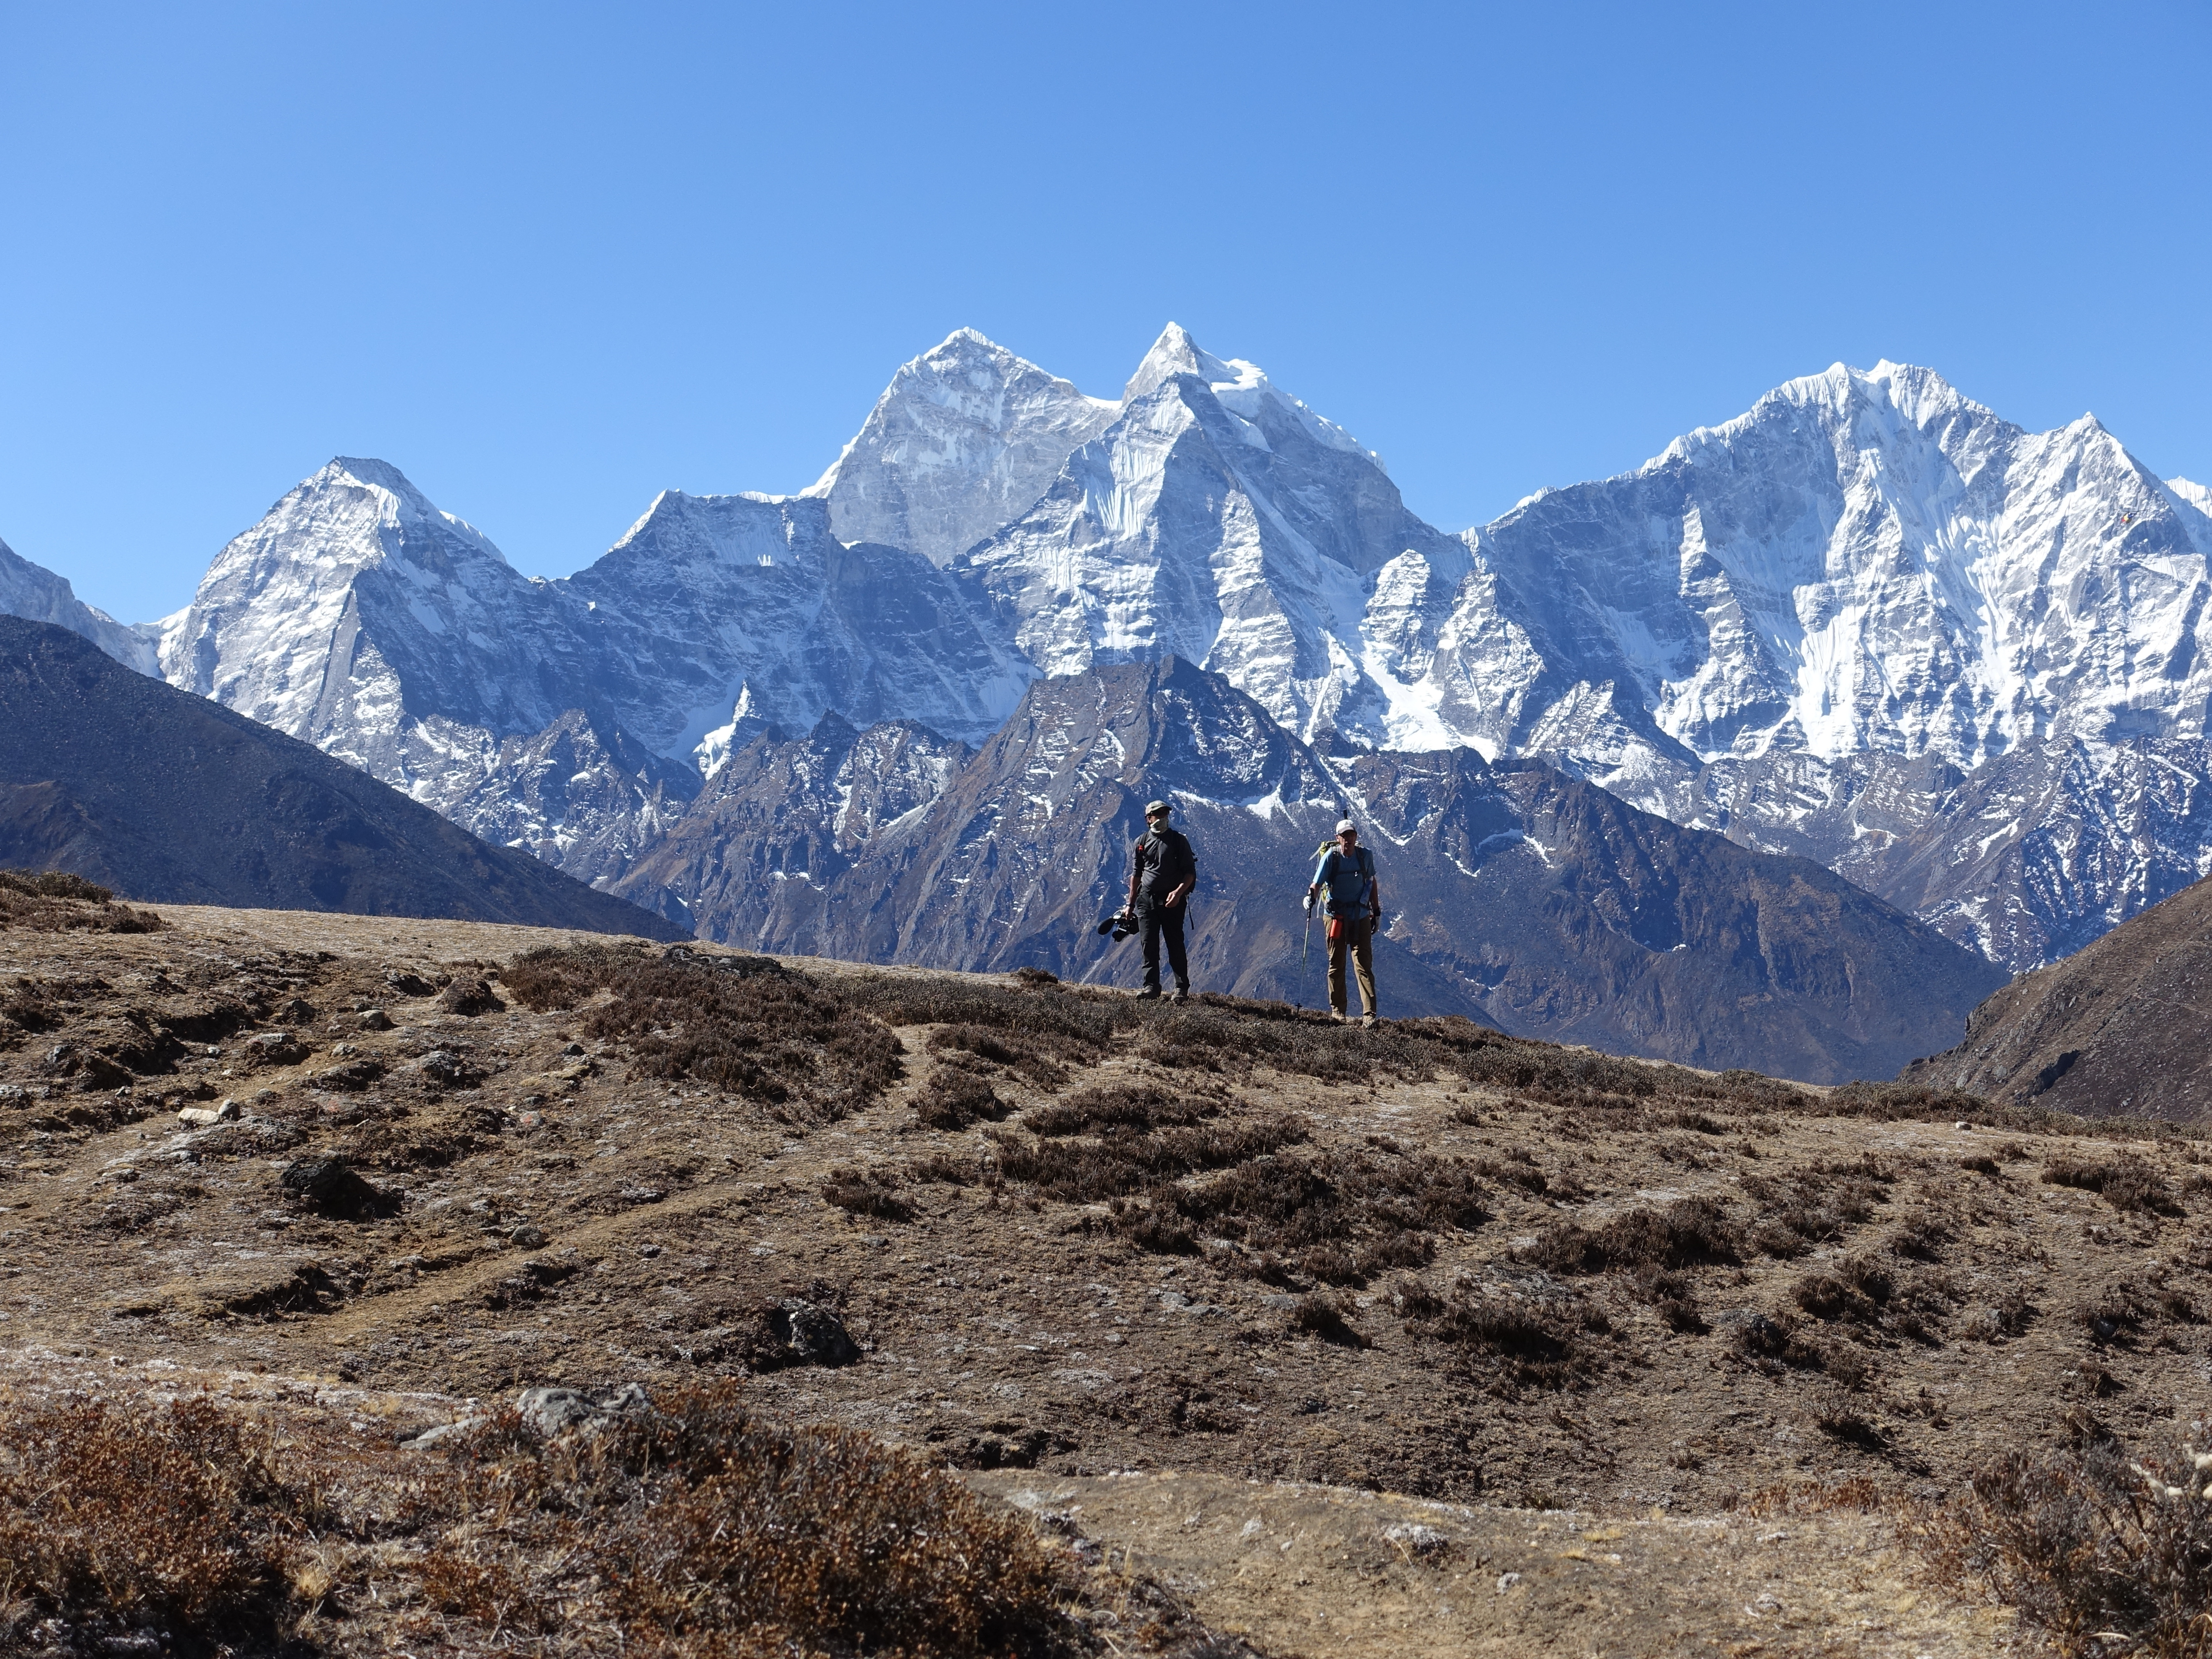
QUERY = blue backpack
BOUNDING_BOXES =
[1313,844,1375,920]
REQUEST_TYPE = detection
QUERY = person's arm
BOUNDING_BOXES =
[1306,850,1331,908]
[1127,841,1144,912]
[1166,845,1195,909]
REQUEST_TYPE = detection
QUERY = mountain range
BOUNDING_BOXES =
[0,616,682,938]
[4,324,2206,1069]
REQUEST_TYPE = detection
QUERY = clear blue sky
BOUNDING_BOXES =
[4,1,2207,622]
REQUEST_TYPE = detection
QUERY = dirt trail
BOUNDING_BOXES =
[975,1469,2023,1657]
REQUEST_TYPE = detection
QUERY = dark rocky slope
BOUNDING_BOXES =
[0,617,684,938]
[1902,868,2212,1121]
[617,659,2005,1081]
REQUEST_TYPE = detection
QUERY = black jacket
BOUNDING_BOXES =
[1130,826,1196,907]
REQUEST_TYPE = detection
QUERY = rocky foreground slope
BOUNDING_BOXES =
[3,897,2208,1652]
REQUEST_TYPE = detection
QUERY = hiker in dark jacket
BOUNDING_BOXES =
[1126,798,1196,1002]
[1307,817,1382,1025]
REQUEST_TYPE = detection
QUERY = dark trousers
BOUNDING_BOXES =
[1140,899,1188,993]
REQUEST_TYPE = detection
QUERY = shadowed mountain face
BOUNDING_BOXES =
[0,617,684,937]
[1902,870,2212,1121]
[615,659,2004,1082]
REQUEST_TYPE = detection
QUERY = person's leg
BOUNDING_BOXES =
[1352,916,1377,1017]
[1139,904,1163,994]
[1165,903,1190,995]
[1327,923,1347,1016]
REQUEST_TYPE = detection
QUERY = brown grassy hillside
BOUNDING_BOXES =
[4,895,2208,1654]
[1905,868,2212,1122]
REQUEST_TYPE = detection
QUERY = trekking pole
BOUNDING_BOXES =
[1301,896,1314,1007]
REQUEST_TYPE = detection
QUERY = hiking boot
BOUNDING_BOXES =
[1135,988,1161,1000]
[1330,1009,1347,1023]
[1360,1013,1378,1028]
[1171,988,1189,1004]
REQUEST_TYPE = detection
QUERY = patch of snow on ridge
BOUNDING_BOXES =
[1122,322,1375,465]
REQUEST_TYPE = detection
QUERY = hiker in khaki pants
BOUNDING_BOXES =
[1307,818,1382,1025]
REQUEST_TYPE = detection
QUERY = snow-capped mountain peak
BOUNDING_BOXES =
[1122,322,1376,466]
[156,457,567,767]
[805,327,1117,566]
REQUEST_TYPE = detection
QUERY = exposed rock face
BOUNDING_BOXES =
[442,709,703,891]
[1903,869,2212,1121]
[618,713,969,947]
[0,616,684,937]
[616,659,2005,1082]
[1340,749,2008,1083]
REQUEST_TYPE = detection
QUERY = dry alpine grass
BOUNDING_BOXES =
[0,870,162,935]
[500,942,901,1124]
[7,905,2212,1654]
[0,1382,1211,1659]
[1915,1439,2212,1657]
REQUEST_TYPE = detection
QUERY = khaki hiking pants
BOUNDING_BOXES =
[1327,914,1376,1017]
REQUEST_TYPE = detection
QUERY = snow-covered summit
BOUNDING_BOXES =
[805,328,1117,566]
[957,323,1463,750]
[2167,476,2212,519]
[157,457,549,749]
[1443,357,2211,782]
[1123,322,1377,466]
[1646,360,2002,473]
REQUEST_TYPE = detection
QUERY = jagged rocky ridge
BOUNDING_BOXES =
[5,327,2209,977]
[614,659,2005,1083]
